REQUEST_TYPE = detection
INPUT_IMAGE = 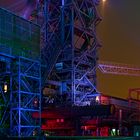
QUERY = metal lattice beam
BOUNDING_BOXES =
[98,61,140,76]
[0,7,41,137]
[11,57,41,137]
[0,54,12,136]
[41,0,101,106]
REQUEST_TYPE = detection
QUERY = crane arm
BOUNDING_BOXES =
[98,61,140,76]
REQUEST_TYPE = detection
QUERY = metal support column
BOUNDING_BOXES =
[41,0,101,106]
[11,56,41,137]
[0,54,13,136]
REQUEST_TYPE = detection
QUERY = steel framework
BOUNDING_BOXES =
[0,52,13,136]
[41,0,101,106]
[0,8,41,137]
[98,61,140,76]
[11,57,41,137]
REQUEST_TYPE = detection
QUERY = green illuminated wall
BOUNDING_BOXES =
[0,8,40,59]
[0,8,40,129]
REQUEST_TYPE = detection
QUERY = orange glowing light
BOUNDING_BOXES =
[4,82,8,93]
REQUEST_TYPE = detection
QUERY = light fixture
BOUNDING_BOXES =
[4,82,8,93]
[95,96,100,102]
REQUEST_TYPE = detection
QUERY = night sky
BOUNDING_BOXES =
[97,0,140,99]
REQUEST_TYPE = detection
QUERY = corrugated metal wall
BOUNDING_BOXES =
[0,8,40,59]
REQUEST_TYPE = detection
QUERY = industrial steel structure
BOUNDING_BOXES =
[98,61,140,77]
[41,0,101,106]
[11,57,41,137]
[0,0,140,138]
[0,8,41,137]
[0,52,12,136]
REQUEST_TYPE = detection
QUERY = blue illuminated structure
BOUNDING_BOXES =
[0,49,13,136]
[41,0,101,106]
[0,8,41,137]
[11,57,41,137]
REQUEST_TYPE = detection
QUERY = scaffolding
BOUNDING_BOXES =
[0,53,13,136]
[41,0,101,106]
[11,57,41,137]
[0,8,41,137]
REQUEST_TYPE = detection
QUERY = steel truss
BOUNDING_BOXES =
[41,0,63,84]
[98,61,140,76]
[41,0,101,106]
[0,7,41,137]
[0,54,13,136]
[11,57,41,137]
